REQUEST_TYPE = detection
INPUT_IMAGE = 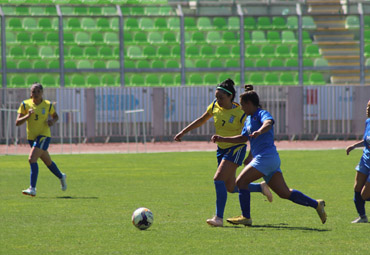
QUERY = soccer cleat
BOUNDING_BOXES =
[206,216,223,227]
[22,187,36,197]
[351,216,368,223]
[60,173,67,191]
[316,199,327,224]
[261,181,273,202]
[227,215,252,226]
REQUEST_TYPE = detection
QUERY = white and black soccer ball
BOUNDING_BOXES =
[132,207,153,230]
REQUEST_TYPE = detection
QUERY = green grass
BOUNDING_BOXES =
[0,150,368,255]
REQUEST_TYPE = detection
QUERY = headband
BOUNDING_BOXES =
[217,86,233,95]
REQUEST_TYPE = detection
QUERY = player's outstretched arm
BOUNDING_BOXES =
[174,111,212,142]
[211,134,247,144]
[15,109,34,126]
[346,140,365,155]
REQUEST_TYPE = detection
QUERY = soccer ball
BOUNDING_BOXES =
[132,207,153,230]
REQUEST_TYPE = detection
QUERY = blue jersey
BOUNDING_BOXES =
[362,118,370,163]
[241,108,277,157]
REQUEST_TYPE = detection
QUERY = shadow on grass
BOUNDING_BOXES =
[38,196,99,199]
[224,223,329,232]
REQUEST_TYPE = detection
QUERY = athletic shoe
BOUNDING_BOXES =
[261,181,273,202]
[351,216,368,223]
[316,199,327,224]
[60,173,67,191]
[22,187,36,197]
[227,215,252,226]
[206,216,223,227]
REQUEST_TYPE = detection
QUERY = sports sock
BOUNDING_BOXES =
[289,189,318,208]
[354,191,366,217]
[248,183,262,193]
[30,163,39,188]
[214,180,227,219]
[239,189,251,218]
[47,161,63,179]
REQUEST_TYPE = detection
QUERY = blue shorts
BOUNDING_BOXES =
[356,157,370,182]
[217,144,246,166]
[28,136,51,151]
[249,152,282,183]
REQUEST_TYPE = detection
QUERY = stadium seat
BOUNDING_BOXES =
[140,18,155,30]
[131,7,145,16]
[18,60,32,69]
[195,59,208,68]
[102,74,117,86]
[49,60,59,69]
[30,6,45,15]
[244,17,256,29]
[231,46,240,57]
[137,60,150,69]
[77,60,92,69]
[85,47,98,58]
[82,18,97,30]
[204,73,218,85]
[270,59,284,68]
[134,32,147,43]
[166,60,180,69]
[252,31,267,44]
[189,73,203,85]
[65,61,77,69]
[99,47,113,58]
[213,17,227,30]
[160,74,175,86]
[76,32,90,45]
[249,73,264,85]
[168,17,180,30]
[154,18,167,30]
[152,60,164,69]
[17,32,31,43]
[309,72,326,85]
[261,45,275,57]
[276,45,291,57]
[71,74,85,86]
[197,17,212,30]
[186,46,199,57]
[125,18,139,30]
[304,44,320,57]
[267,31,281,43]
[256,59,269,68]
[302,16,317,29]
[102,6,117,15]
[280,73,297,85]
[66,18,81,31]
[8,18,22,30]
[25,46,38,58]
[225,59,239,68]
[246,45,261,57]
[27,74,39,85]
[105,32,119,44]
[287,16,298,29]
[91,32,104,44]
[285,58,298,67]
[207,31,222,43]
[146,74,160,86]
[272,17,287,30]
[15,6,29,15]
[97,18,110,30]
[94,61,106,69]
[87,74,101,87]
[10,75,26,87]
[131,74,145,86]
[23,18,38,30]
[143,46,157,58]
[210,59,223,68]
[46,32,59,43]
[245,59,255,68]
[158,46,171,58]
[32,32,46,43]
[184,17,196,30]
[34,60,47,69]
[10,46,24,58]
[41,74,57,87]
[192,31,205,43]
[185,59,195,68]
[282,31,297,44]
[6,60,17,69]
[228,17,240,30]
[70,46,83,58]
[265,73,279,85]
[223,31,238,42]
[314,58,329,67]
[5,32,16,44]
[257,17,272,30]
[148,32,163,44]
[216,46,230,57]
[163,32,177,43]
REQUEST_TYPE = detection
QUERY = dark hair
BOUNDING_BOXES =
[31,82,43,91]
[216,78,236,101]
[240,84,261,108]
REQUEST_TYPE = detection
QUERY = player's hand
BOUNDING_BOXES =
[174,132,184,142]
[27,108,34,118]
[47,119,55,127]
[249,131,261,139]
[211,135,220,143]
[346,145,355,155]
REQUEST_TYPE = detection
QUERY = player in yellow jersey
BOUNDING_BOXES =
[174,79,272,227]
[16,83,67,197]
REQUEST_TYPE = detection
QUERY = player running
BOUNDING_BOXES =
[212,84,326,226]
[16,82,67,197]
[346,99,370,223]
[174,79,272,227]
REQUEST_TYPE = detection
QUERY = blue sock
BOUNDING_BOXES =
[47,161,63,179]
[30,163,39,188]
[289,189,318,208]
[248,183,262,193]
[354,191,366,217]
[239,189,251,218]
[214,180,227,219]
[232,185,238,193]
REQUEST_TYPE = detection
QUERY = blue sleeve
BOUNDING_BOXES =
[260,110,274,124]
[241,122,249,139]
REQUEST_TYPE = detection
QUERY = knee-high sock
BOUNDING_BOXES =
[354,191,366,217]
[289,189,318,208]
[214,180,227,219]
[239,189,251,218]
[232,183,262,193]
[30,163,39,188]
[47,161,63,179]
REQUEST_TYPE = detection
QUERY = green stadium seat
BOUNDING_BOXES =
[42,74,57,87]
[314,58,329,67]
[213,17,227,30]
[204,73,218,85]
[131,74,145,86]
[290,45,298,57]
[94,60,106,69]
[200,45,214,57]
[186,46,199,57]
[286,58,298,67]
[280,73,297,85]
[143,46,157,58]
[102,74,118,86]
[45,6,57,15]
[102,6,117,15]
[245,59,255,68]
[8,18,22,30]
[23,18,37,30]
[99,47,113,58]
[231,46,240,57]
[76,32,90,45]
[302,16,317,29]
[163,32,177,43]
[77,60,92,69]
[17,32,31,43]
[246,45,261,57]
[40,46,55,58]
[125,18,139,30]
[89,6,102,15]
[16,6,29,15]
[38,18,53,30]
[304,44,320,57]
[131,7,145,16]
[32,32,46,43]
[160,74,175,86]
[216,46,230,57]
[111,19,119,30]
[46,32,59,43]
[195,59,208,68]
[252,31,267,44]
[67,18,81,30]
[228,17,240,30]
[364,15,370,28]
[172,45,181,57]
[2,6,15,15]
[154,18,167,30]
[6,60,17,69]
[85,47,98,58]
[69,46,83,58]
[192,31,205,43]
[10,46,24,57]
[265,73,279,85]
[267,31,281,43]
[276,45,291,57]
[146,74,160,86]
[244,17,256,29]
[148,32,163,44]
[6,32,16,44]
[128,46,143,58]
[282,30,297,44]
[27,74,40,85]
[168,18,180,30]
[210,59,223,68]
[249,73,264,85]
[106,60,119,69]
[91,32,104,44]
[189,73,203,85]
[140,18,155,30]
[185,59,194,68]
[65,61,77,69]
[309,72,326,85]
[166,60,179,69]
[270,59,284,68]
[257,17,272,30]
[184,17,196,30]
[207,31,222,43]
[11,75,26,87]
[97,18,110,30]
[49,60,59,69]
[287,16,298,29]
[158,46,171,58]
[18,60,32,69]
[256,59,269,68]
[105,32,119,44]
[225,59,239,68]
[75,7,88,15]
[261,45,275,57]
[152,60,164,69]
[82,18,97,30]
[25,46,38,58]
[71,74,86,87]
[302,31,313,43]
[159,6,173,15]
[87,74,101,87]
[272,17,287,30]
[197,17,212,30]
[34,60,47,69]
[223,31,238,42]
[60,6,74,15]
[146,6,160,15]
[134,32,147,43]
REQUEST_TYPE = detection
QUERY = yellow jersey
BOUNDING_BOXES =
[207,100,246,149]
[17,99,55,140]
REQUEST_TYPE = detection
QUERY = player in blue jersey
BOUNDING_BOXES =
[212,84,326,226]
[174,79,272,227]
[16,83,67,197]
[346,99,370,223]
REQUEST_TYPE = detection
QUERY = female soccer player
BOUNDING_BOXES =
[346,99,370,223]
[211,84,326,226]
[16,82,67,197]
[174,79,272,227]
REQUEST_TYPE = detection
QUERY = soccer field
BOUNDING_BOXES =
[0,150,368,255]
